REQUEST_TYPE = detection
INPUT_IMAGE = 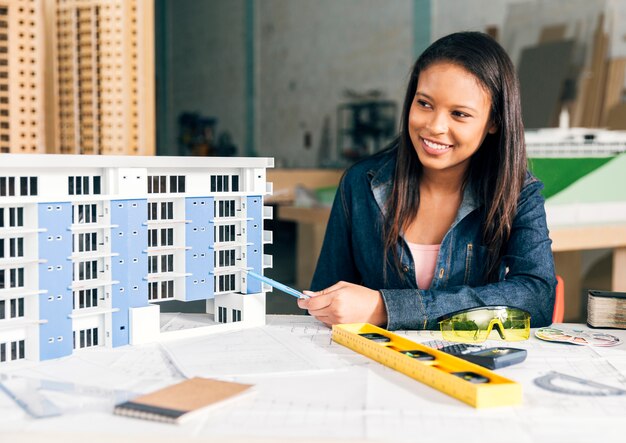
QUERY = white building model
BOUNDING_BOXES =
[0,154,274,364]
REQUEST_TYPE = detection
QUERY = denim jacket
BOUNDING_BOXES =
[311,147,557,330]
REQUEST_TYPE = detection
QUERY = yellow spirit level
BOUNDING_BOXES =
[332,323,522,408]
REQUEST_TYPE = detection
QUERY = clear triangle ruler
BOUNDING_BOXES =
[0,374,136,419]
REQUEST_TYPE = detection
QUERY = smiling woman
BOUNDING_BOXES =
[298,32,557,331]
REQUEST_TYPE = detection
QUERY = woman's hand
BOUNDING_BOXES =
[297,281,387,327]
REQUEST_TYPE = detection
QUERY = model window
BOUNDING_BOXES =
[148,202,157,220]
[74,327,99,349]
[148,229,157,247]
[5,237,24,257]
[211,174,236,193]
[161,228,173,246]
[216,273,236,292]
[0,177,14,196]
[4,268,25,288]
[93,176,101,194]
[73,232,97,253]
[218,306,227,323]
[1,177,35,197]
[148,281,158,300]
[215,199,236,218]
[232,309,242,322]
[6,207,24,227]
[148,175,170,194]
[169,175,185,193]
[149,280,175,300]
[73,288,98,309]
[169,175,177,193]
[9,298,24,318]
[217,224,236,243]
[72,204,97,224]
[148,254,173,274]
[74,260,97,281]
[68,176,98,195]
[215,249,236,268]
[161,254,173,273]
[0,297,23,319]
[160,201,173,220]
[148,256,158,274]
[0,340,25,363]
[161,280,174,299]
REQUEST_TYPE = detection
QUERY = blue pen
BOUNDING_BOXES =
[243,269,310,299]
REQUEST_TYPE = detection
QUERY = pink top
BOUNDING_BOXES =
[406,242,441,289]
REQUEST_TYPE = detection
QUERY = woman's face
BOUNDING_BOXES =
[408,61,497,176]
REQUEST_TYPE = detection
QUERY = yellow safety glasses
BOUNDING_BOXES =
[439,306,531,343]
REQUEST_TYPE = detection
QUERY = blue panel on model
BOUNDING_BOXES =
[245,196,263,293]
[37,202,73,361]
[185,197,214,301]
[208,197,215,295]
[110,199,148,347]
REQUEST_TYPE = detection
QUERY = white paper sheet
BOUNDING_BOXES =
[161,324,343,378]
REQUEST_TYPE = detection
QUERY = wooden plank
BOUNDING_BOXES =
[601,58,626,125]
[539,24,567,43]
[607,102,626,129]
[613,248,626,292]
[580,15,609,127]
[571,73,590,127]
[278,206,332,224]
[551,225,626,251]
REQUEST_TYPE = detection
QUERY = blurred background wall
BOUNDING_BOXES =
[155,0,626,165]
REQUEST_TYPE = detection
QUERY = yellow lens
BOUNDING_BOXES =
[440,317,490,343]
[500,310,531,340]
[440,307,530,343]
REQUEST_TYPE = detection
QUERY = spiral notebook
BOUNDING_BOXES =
[113,377,254,424]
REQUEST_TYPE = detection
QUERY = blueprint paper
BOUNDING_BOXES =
[195,367,371,440]
[160,325,342,378]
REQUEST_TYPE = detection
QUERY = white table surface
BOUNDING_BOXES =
[1,315,625,443]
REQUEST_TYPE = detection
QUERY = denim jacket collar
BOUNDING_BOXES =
[367,154,394,217]
[366,153,480,227]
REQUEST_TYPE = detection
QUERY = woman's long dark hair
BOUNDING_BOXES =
[384,32,527,283]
